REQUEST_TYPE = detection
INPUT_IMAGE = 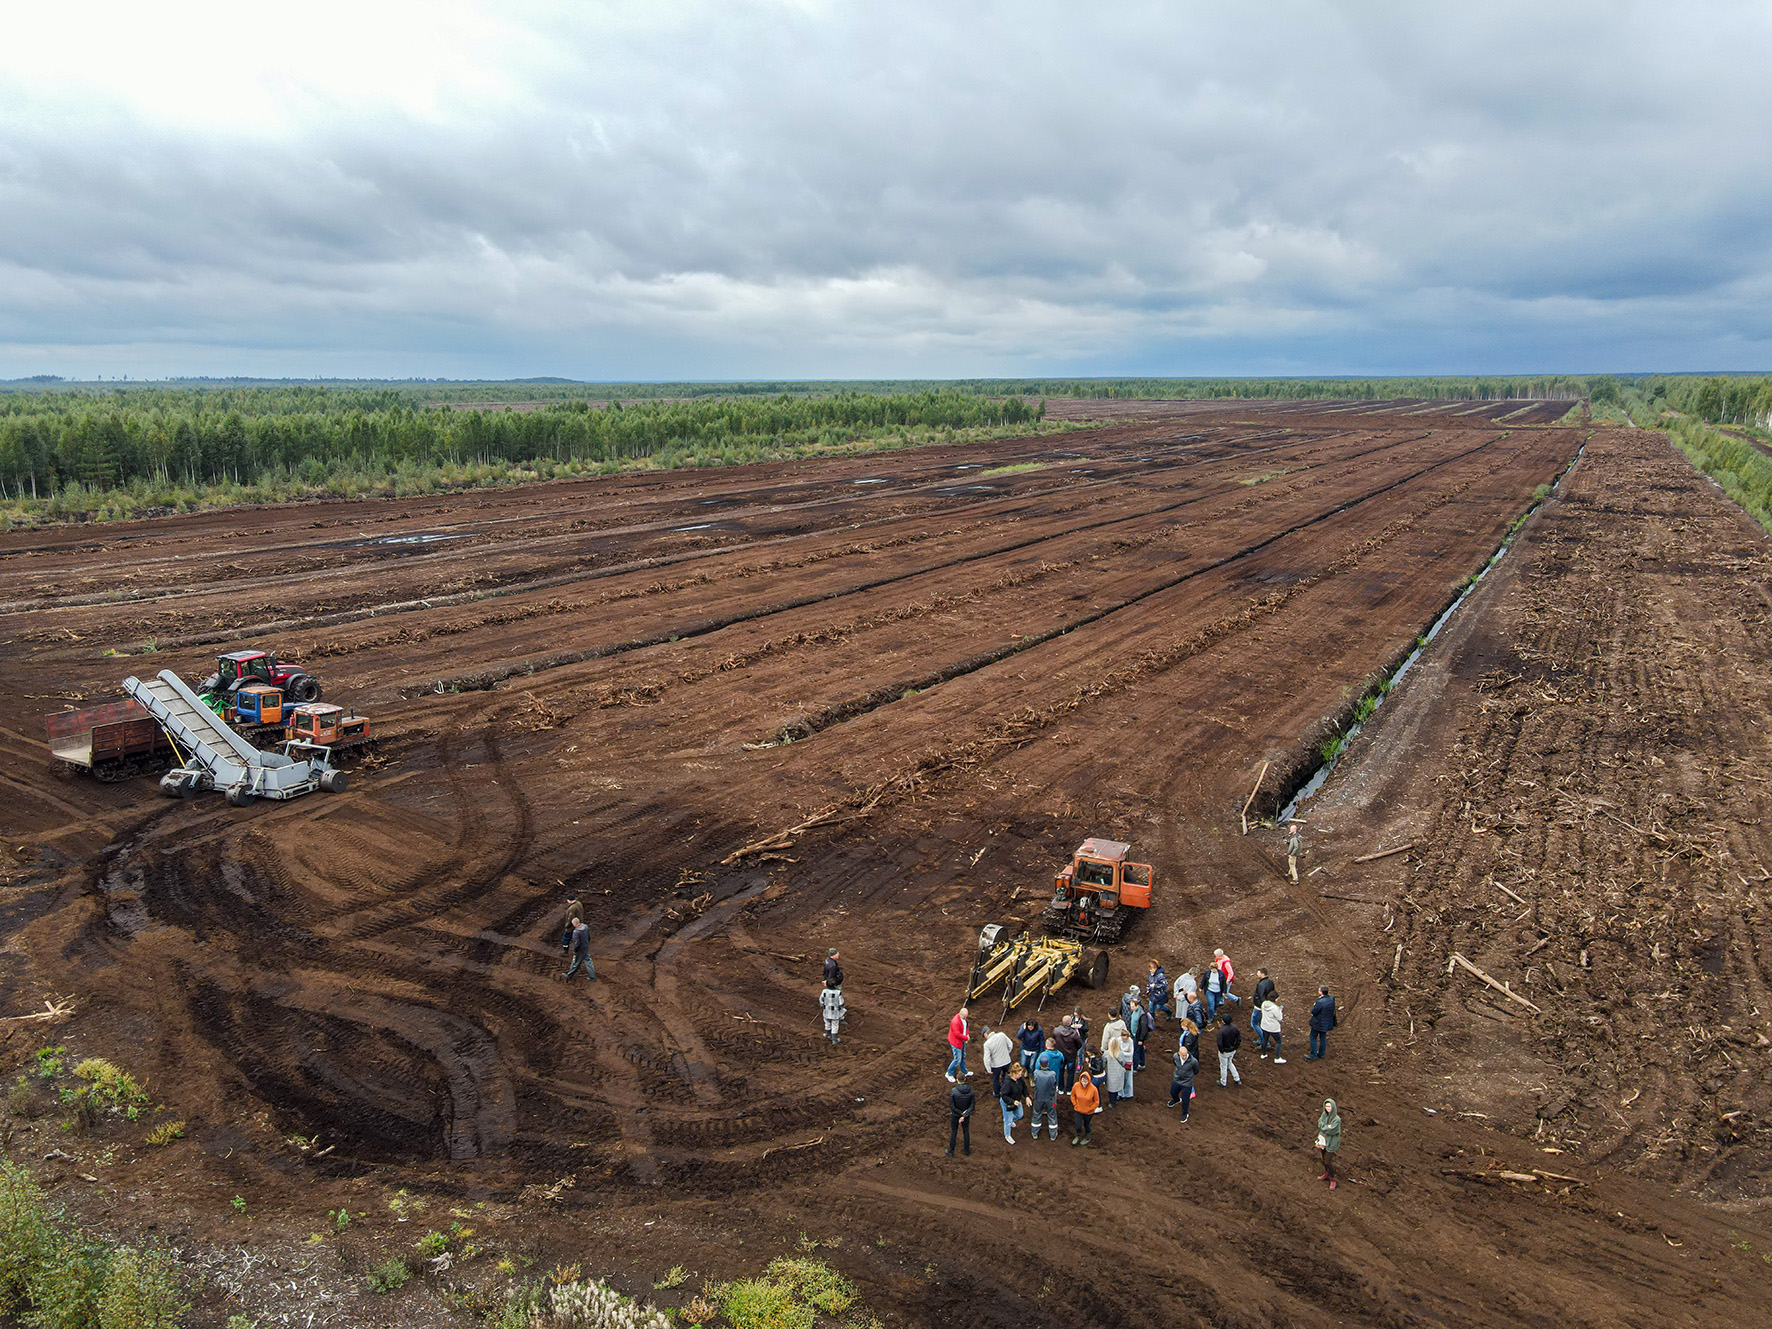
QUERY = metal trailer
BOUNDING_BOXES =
[121,669,348,806]
[43,699,174,781]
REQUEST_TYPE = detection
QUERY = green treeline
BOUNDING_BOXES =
[1593,382,1772,535]
[5,371,1772,525]
[0,390,1043,498]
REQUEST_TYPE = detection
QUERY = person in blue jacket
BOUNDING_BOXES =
[1017,1018,1045,1074]
[1307,985,1338,1060]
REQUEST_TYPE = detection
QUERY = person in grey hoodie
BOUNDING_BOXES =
[1030,1056,1061,1140]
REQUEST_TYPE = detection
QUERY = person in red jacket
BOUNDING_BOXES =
[946,1005,972,1083]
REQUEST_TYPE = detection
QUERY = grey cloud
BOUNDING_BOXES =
[2,1,1771,377]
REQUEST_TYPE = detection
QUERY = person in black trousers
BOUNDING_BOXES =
[946,1080,974,1156]
[1167,1043,1200,1121]
[1307,985,1338,1060]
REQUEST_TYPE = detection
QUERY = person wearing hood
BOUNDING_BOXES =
[1307,986,1338,1060]
[1316,1098,1343,1187]
[1260,997,1286,1064]
[1068,1063,1101,1146]
[946,1079,975,1157]
[1030,1052,1061,1140]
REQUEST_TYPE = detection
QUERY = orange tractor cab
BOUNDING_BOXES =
[286,703,370,748]
[1041,838,1154,943]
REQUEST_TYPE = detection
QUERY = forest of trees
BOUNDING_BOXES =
[2,372,1769,522]
[0,390,1043,499]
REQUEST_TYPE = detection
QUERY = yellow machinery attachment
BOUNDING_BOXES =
[965,925,1110,1025]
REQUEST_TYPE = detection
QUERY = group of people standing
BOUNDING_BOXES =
[941,950,1345,1186]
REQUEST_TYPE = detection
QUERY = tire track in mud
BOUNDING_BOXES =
[404,428,1459,697]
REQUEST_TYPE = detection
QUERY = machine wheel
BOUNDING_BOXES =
[1083,950,1110,990]
[319,769,348,794]
[159,773,189,798]
[226,784,255,808]
[289,675,321,703]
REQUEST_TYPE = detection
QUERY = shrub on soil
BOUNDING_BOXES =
[365,1256,411,1293]
[0,1163,186,1327]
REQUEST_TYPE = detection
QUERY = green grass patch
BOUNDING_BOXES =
[977,460,1054,477]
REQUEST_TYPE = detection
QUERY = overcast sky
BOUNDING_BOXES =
[2,1,1769,380]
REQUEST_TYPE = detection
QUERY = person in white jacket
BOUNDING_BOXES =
[1099,1015,1131,1103]
[982,1025,1016,1096]
[1260,998,1286,1064]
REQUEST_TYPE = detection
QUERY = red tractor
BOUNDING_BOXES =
[199,650,322,705]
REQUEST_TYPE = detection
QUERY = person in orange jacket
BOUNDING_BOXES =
[1068,1066,1101,1146]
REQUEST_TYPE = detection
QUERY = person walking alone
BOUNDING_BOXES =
[1316,1098,1343,1187]
[1286,822,1304,883]
[945,1006,971,1083]
[1307,986,1338,1060]
[946,1079,974,1157]
[999,1062,1031,1145]
[1069,1064,1100,1146]
[563,920,596,982]
[1215,1014,1242,1087]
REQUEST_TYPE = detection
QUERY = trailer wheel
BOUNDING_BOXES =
[226,784,255,808]
[1082,950,1110,990]
[158,773,188,798]
[319,769,348,794]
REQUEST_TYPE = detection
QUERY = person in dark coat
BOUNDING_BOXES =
[1167,1043,1200,1121]
[823,949,844,988]
[563,920,596,981]
[560,896,584,953]
[1215,1014,1242,1086]
[1252,968,1277,1054]
[1052,1016,1083,1092]
[1177,1017,1200,1062]
[946,1080,974,1157]
[1018,1018,1045,1074]
[1307,986,1338,1060]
